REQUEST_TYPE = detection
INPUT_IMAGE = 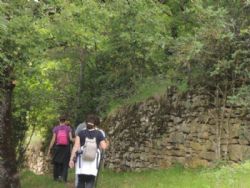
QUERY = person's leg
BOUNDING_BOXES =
[61,162,68,182]
[77,175,85,188]
[62,146,70,182]
[53,163,57,180]
[53,162,60,180]
[85,175,95,188]
[57,163,64,181]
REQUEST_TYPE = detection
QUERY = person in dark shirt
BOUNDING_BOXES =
[69,115,107,188]
[73,114,109,187]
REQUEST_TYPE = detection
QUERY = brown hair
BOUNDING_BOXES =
[86,114,96,129]
[94,115,100,127]
[59,115,66,123]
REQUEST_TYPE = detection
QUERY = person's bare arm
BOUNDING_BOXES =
[99,140,107,150]
[105,138,109,148]
[47,133,56,156]
[69,136,80,168]
[69,131,74,142]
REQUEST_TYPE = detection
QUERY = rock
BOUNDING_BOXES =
[228,145,242,161]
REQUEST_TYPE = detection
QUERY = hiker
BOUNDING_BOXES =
[47,115,73,182]
[74,114,109,187]
[75,119,87,136]
[69,115,108,188]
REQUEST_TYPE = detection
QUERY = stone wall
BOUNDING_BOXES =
[103,90,250,171]
[25,141,50,174]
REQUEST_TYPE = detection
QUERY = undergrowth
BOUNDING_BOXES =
[21,161,250,188]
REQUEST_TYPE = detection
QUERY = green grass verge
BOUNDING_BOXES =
[108,76,171,115]
[21,169,75,188]
[21,161,250,188]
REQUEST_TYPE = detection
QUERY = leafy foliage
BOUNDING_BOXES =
[1,0,250,171]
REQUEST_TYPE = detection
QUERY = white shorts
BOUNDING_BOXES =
[76,149,101,176]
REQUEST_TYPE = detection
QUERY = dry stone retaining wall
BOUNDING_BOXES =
[25,142,50,174]
[104,90,250,171]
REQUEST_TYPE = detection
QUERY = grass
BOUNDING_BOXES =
[21,170,74,188]
[108,76,171,115]
[21,161,250,188]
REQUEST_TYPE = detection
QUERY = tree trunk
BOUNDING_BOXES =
[0,77,20,188]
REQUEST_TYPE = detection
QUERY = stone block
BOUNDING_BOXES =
[198,131,209,139]
[186,158,209,168]
[190,142,204,151]
[230,123,241,138]
[228,145,242,161]
[241,145,250,160]
[200,151,216,161]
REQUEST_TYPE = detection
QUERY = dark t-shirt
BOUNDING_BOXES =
[78,129,104,147]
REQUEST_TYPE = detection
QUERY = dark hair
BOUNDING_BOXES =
[94,115,100,126]
[59,115,66,122]
[86,114,96,129]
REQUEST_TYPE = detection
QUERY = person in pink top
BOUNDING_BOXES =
[48,115,73,182]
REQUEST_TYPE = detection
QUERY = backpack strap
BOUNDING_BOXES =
[86,130,99,146]
[96,150,100,169]
[76,150,83,168]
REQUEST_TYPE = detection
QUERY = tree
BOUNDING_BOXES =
[0,1,45,186]
[40,0,110,123]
